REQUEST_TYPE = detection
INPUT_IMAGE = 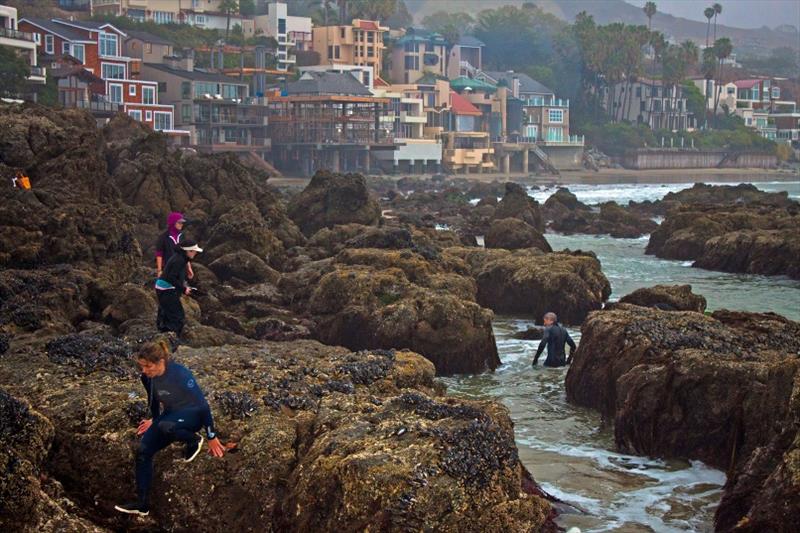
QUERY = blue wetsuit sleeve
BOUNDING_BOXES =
[182,367,216,437]
[141,374,160,419]
[566,330,577,352]
[535,327,550,358]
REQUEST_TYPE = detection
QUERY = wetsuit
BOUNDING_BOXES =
[155,249,190,334]
[533,323,576,367]
[136,361,215,507]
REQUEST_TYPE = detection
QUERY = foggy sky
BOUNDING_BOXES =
[627,0,800,30]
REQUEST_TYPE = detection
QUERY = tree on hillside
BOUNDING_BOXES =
[712,3,722,42]
[219,0,239,41]
[712,37,733,118]
[0,47,28,99]
[704,7,714,47]
[643,2,657,31]
[239,0,255,17]
[348,0,397,22]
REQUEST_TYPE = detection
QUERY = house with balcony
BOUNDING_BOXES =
[0,4,46,96]
[254,2,311,70]
[93,0,220,24]
[123,30,174,63]
[441,90,494,173]
[312,19,387,76]
[141,60,269,156]
[772,100,800,145]
[446,36,484,79]
[371,83,442,173]
[690,77,738,114]
[603,78,692,131]
[19,17,177,131]
[267,71,393,175]
[390,28,447,84]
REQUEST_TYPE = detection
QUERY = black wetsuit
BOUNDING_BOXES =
[533,323,576,367]
[155,250,190,334]
[136,361,215,506]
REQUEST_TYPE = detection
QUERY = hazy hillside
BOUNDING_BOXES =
[405,0,798,55]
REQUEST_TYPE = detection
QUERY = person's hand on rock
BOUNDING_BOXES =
[208,437,225,458]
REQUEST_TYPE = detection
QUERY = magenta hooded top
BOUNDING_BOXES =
[155,212,185,259]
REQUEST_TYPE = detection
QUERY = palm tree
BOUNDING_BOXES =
[704,7,715,47]
[712,37,733,117]
[712,3,722,41]
[219,0,239,42]
[643,2,657,30]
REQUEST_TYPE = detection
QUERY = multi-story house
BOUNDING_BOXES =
[123,30,174,63]
[772,101,800,144]
[267,71,393,175]
[93,0,218,24]
[604,78,692,131]
[446,36,484,79]
[477,71,552,102]
[690,77,738,115]
[390,28,447,84]
[371,83,442,173]
[733,78,783,140]
[141,60,269,155]
[19,17,176,131]
[0,4,46,95]
[312,19,387,76]
[254,2,311,70]
[441,90,494,173]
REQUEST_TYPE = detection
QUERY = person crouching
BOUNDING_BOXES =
[155,240,202,336]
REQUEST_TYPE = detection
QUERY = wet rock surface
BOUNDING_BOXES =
[485,218,552,252]
[630,182,798,217]
[0,341,555,532]
[618,284,707,312]
[565,305,800,531]
[543,188,658,238]
[287,171,381,236]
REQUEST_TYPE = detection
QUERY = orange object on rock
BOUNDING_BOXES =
[17,174,31,189]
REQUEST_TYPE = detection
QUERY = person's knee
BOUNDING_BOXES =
[157,419,177,437]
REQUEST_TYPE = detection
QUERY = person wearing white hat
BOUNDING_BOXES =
[154,239,203,335]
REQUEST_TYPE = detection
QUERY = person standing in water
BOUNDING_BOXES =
[115,340,225,516]
[532,312,576,368]
[155,240,202,335]
[155,212,193,280]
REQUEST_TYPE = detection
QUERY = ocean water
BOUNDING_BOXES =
[443,181,800,532]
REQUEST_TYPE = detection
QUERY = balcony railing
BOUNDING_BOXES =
[525,97,569,107]
[28,66,46,78]
[0,27,35,42]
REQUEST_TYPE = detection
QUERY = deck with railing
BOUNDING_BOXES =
[0,27,35,42]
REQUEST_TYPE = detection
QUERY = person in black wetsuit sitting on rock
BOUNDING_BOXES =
[155,240,202,335]
[532,312,576,368]
[115,340,225,517]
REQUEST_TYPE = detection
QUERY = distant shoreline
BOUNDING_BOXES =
[270,167,799,188]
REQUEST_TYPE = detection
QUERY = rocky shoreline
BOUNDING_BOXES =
[2,103,799,531]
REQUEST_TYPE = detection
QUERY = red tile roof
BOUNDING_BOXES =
[734,79,761,89]
[356,20,380,31]
[373,76,389,87]
[450,90,481,116]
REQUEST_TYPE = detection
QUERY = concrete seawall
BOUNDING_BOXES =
[621,150,777,170]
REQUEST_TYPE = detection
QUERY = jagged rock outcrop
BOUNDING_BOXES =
[209,250,280,284]
[565,305,800,531]
[445,248,611,324]
[619,284,707,312]
[288,171,381,236]
[492,182,544,231]
[630,182,798,216]
[0,341,556,532]
[300,249,498,375]
[646,205,800,278]
[542,188,657,238]
[484,218,552,252]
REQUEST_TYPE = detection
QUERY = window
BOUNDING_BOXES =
[746,117,752,126]
[62,41,70,55]
[335,46,340,59]
[108,83,123,104]
[181,103,192,122]
[546,126,563,142]
[181,81,191,98]
[101,63,125,79]
[727,86,735,95]
[45,34,53,54]
[367,32,374,43]
[154,112,172,131]
[99,32,118,57]
[128,8,145,22]
[153,11,174,24]
[34,32,41,45]
[328,45,333,59]
[128,110,142,121]
[525,124,538,140]
[278,18,286,34]
[548,109,564,123]
[340,27,345,39]
[635,86,641,98]
[772,87,780,99]
[367,46,374,58]
[222,84,242,100]
[404,55,416,70]
[640,101,646,112]
[145,42,152,53]
[145,110,152,121]
[129,85,136,96]
[194,82,218,97]
[71,44,85,63]
[195,15,205,25]
[142,86,155,105]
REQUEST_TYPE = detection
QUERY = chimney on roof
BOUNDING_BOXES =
[181,49,194,72]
